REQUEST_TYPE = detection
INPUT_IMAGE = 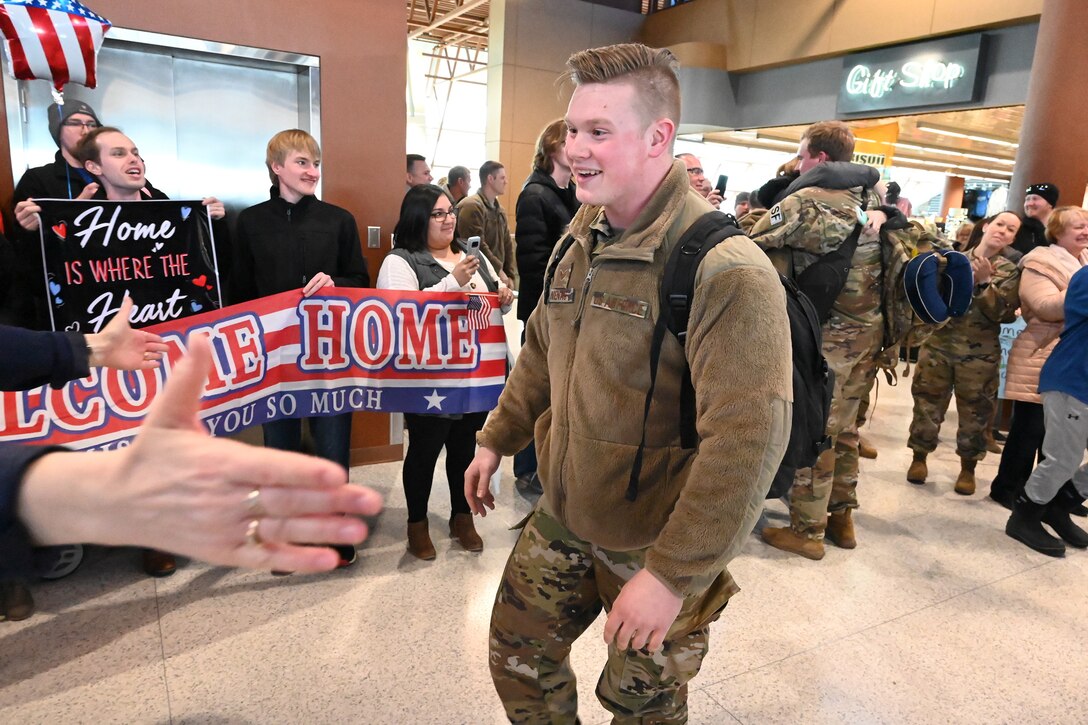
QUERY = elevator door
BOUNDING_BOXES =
[4,29,319,217]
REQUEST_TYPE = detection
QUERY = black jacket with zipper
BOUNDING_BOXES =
[232,188,369,303]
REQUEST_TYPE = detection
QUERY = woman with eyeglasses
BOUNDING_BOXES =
[377,184,513,560]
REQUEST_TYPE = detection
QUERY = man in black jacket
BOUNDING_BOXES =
[511,119,579,495]
[233,130,369,566]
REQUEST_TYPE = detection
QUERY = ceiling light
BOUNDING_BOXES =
[916,121,1019,148]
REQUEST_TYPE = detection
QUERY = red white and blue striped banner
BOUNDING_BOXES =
[0,0,111,90]
[0,288,508,451]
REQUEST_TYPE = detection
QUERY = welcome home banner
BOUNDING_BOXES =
[37,199,222,333]
[0,289,507,451]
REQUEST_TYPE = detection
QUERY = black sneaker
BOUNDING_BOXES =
[515,473,543,496]
[333,544,357,568]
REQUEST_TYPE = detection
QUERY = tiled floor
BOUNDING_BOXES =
[3,372,1088,723]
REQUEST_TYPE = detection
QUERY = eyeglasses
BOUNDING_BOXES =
[62,119,99,129]
[430,209,457,221]
[685,167,704,176]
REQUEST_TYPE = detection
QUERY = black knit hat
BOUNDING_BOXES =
[1025,182,1059,208]
[47,100,101,146]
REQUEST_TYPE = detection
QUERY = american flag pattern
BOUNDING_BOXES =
[466,294,493,331]
[0,0,111,91]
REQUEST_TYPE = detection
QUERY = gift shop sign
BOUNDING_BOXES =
[837,33,985,114]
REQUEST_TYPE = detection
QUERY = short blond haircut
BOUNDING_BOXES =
[1046,206,1088,243]
[266,129,321,184]
[565,43,680,133]
[802,120,855,162]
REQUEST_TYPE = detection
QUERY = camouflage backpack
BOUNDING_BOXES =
[877,219,964,382]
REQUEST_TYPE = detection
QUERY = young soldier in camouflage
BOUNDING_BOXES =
[907,211,1022,493]
[743,120,898,560]
[463,44,792,723]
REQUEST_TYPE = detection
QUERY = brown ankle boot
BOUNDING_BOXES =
[907,453,928,484]
[407,521,436,560]
[450,513,483,552]
[858,436,878,460]
[955,458,977,496]
[761,526,825,560]
[825,509,857,549]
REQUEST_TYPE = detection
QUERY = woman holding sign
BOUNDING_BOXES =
[377,185,512,560]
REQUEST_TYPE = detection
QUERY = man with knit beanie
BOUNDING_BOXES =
[1014,182,1059,256]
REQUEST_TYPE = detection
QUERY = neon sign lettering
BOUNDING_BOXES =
[845,59,966,99]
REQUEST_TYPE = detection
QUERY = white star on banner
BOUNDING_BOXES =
[423,389,446,411]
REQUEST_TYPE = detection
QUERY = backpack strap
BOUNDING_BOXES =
[794,187,871,323]
[627,211,744,502]
[542,233,577,306]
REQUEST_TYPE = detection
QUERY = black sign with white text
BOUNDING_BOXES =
[837,33,985,115]
[38,199,222,333]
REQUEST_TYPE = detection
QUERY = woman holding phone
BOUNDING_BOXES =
[377,184,512,560]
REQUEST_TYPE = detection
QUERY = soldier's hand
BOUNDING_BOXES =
[971,256,993,285]
[865,209,888,235]
[464,446,500,516]
[603,569,683,653]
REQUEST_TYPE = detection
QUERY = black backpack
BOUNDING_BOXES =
[544,211,833,501]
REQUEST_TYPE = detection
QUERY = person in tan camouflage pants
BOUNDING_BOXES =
[907,211,1022,494]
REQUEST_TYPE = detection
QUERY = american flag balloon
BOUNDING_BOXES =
[0,0,111,93]
[465,294,493,331]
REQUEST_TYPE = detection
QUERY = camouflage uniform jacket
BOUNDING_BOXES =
[456,190,517,286]
[925,251,1020,357]
[477,161,792,597]
[743,164,886,328]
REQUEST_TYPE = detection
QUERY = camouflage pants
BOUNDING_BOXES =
[907,344,999,461]
[489,507,733,724]
[789,321,881,537]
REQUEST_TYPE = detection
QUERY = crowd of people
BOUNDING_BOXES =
[1,39,1085,724]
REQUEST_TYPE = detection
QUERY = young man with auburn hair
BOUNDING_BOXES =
[463,43,791,722]
[233,129,370,568]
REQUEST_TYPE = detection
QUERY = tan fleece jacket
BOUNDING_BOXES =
[477,161,792,597]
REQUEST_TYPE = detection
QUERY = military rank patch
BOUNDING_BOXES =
[769,203,784,227]
[554,264,573,289]
[590,291,649,318]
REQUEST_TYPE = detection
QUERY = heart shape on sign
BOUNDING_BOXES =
[52,222,67,239]
[49,281,61,295]
[205,285,213,290]
[190,301,203,312]
[65,321,81,332]
[181,206,192,220]
[153,242,163,252]
[54,296,63,305]
[192,275,207,287]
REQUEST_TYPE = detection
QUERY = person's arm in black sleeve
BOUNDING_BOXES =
[0,325,89,390]
[332,212,370,288]
[0,445,66,579]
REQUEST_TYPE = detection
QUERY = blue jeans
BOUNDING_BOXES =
[513,440,537,478]
[263,413,353,470]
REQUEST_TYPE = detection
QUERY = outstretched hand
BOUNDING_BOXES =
[20,335,383,573]
[86,295,169,370]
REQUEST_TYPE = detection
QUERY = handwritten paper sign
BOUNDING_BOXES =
[37,199,222,333]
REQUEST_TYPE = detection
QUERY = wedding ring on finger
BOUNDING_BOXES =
[245,519,263,547]
[244,488,265,517]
